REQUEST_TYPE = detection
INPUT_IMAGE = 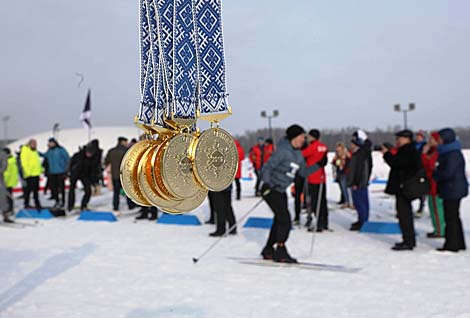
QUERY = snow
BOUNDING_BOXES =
[1,160,470,318]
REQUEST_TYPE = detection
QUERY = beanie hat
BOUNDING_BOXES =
[351,129,367,146]
[395,129,414,139]
[430,131,440,141]
[309,129,320,140]
[286,124,305,141]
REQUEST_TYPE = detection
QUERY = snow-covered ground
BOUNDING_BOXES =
[1,165,470,317]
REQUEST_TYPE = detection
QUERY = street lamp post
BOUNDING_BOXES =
[260,110,279,140]
[394,103,415,130]
[2,115,10,147]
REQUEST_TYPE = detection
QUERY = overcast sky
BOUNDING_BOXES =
[1,0,469,139]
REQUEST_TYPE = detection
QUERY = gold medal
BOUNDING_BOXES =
[160,188,208,214]
[158,132,203,199]
[137,141,183,210]
[190,127,238,191]
[120,140,152,206]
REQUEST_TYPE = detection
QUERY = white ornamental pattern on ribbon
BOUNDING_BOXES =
[172,0,198,119]
[195,0,229,115]
[138,0,229,125]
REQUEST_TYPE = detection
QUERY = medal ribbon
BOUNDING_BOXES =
[194,0,229,116]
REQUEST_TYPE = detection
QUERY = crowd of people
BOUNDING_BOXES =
[255,125,467,263]
[0,136,158,223]
[0,125,468,261]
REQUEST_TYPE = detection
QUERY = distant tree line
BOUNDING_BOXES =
[235,126,470,152]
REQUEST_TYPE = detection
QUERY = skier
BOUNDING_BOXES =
[20,139,43,210]
[3,148,18,215]
[260,124,322,263]
[104,137,135,211]
[43,138,70,209]
[382,130,422,251]
[234,139,245,200]
[302,129,329,232]
[421,132,445,238]
[347,130,373,231]
[209,184,237,237]
[433,128,467,252]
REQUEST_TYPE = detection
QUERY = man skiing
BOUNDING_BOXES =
[260,124,322,263]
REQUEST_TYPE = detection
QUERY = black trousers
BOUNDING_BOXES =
[213,191,236,234]
[207,191,215,222]
[443,199,466,251]
[6,187,13,212]
[234,178,241,200]
[294,174,305,220]
[112,179,135,211]
[264,190,291,246]
[396,194,416,246]
[24,176,41,209]
[68,177,92,211]
[254,169,261,194]
[49,173,66,205]
[308,183,329,230]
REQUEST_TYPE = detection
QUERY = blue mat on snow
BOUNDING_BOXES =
[244,217,273,229]
[16,209,54,219]
[157,214,201,226]
[78,211,118,222]
[371,179,388,184]
[360,222,401,234]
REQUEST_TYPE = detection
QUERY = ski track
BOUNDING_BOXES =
[1,176,469,318]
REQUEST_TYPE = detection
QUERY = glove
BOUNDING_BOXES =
[319,154,328,167]
[260,183,272,197]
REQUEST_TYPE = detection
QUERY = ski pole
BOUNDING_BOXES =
[309,182,324,257]
[192,190,269,264]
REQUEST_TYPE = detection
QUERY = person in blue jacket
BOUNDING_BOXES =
[44,138,70,209]
[433,128,467,252]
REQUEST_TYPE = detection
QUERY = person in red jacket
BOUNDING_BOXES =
[264,138,274,162]
[250,137,266,196]
[422,132,445,238]
[302,129,329,231]
[234,139,245,200]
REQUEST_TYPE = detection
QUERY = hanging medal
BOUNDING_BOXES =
[189,0,238,192]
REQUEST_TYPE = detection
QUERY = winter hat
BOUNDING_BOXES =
[351,129,367,146]
[416,130,425,139]
[438,128,456,144]
[265,138,273,144]
[3,148,11,155]
[118,136,128,143]
[395,129,414,139]
[286,124,305,141]
[309,129,320,140]
[430,131,440,141]
[48,137,58,144]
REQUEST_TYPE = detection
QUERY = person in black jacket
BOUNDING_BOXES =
[67,146,96,212]
[347,131,373,231]
[433,128,468,252]
[383,130,422,251]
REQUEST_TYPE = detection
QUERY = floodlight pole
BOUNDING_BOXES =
[2,116,10,147]
[394,103,415,130]
[260,110,279,140]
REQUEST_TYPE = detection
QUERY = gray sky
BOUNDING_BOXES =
[1,0,469,139]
